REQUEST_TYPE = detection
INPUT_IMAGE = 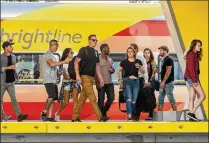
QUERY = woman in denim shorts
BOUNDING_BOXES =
[184,39,206,121]
[54,48,81,121]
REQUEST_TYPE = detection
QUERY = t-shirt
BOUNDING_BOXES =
[120,59,143,78]
[77,46,99,77]
[136,53,149,82]
[161,56,174,84]
[98,55,114,84]
[6,55,15,83]
[43,50,57,84]
[62,64,70,82]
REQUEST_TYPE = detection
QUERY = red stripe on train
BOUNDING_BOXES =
[114,20,170,36]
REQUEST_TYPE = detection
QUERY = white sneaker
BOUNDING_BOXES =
[55,112,60,122]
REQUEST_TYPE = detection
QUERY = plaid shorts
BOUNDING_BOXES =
[58,81,81,102]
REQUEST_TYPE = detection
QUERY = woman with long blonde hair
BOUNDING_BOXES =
[184,39,206,121]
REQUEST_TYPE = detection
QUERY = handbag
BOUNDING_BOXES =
[154,80,160,91]
[135,87,156,113]
[118,88,126,113]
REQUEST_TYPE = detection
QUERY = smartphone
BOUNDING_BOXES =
[59,65,63,75]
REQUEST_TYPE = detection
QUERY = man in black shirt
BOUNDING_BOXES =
[0,41,28,122]
[72,34,108,122]
[158,46,177,111]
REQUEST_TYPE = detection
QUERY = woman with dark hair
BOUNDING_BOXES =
[132,48,157,121]
[143,48,157,120]
[184,39,206,121]
[143,48,157,87]
[55,48,80,121]
[117,47,144,120]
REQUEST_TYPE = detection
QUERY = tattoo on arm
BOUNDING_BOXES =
[163,66,172,82]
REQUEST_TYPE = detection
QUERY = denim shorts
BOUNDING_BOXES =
[186,78,198,86]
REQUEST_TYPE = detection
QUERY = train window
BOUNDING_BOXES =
[158,54,186,85]
[14,53,60,84]
[112,61,120,84]
[109,53,126,84]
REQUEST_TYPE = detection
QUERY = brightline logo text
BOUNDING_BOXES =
[0,28,82,49]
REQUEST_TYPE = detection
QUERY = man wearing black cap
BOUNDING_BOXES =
[158,45,177,111]
[0,41,28,122]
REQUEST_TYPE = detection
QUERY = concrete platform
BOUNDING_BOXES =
[1,133,208,142]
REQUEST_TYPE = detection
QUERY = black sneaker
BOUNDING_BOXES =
[17,114,28,122]
[104,116,110,121]
[187,113,200,121]
[102,112,110,120]
[132,116,139,122]
[189,118,201,122]
[99,116,109,122]
[40,112,47,122]
[47,118,56,122]
[71,118,82,122]
[189,118,195,122]
[145,116,154,121]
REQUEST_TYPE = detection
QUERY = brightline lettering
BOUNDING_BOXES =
[0,28,82,49]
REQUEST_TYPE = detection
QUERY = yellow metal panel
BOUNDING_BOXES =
[47,122,208,133]
[1,122,208,133]
[1,122,46,133]
[170,1,208,119]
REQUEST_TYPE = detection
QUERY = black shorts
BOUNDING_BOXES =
[44,83,58,100]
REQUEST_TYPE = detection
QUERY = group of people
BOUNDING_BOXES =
[0,34,206,122]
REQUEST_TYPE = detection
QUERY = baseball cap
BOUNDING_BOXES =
[158,45,169,53]
[2,41,14,49]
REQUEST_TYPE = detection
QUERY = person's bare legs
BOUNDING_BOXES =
[188,86,196,113]
[45,98,54,118]
[191,82,206,114]
[56,91,70,115]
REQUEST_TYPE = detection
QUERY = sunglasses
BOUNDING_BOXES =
[90,39,98,42]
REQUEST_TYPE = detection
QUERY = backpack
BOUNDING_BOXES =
[68,47,99,79]
[68,56,77,80]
